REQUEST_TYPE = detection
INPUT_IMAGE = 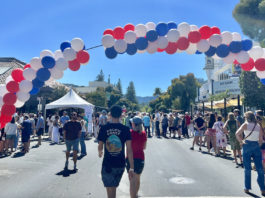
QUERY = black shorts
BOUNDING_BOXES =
[169,127,175,131]
[37,128,44,136]
[126,158,145,175]
[101,166,125,187]
[22,134,30,143]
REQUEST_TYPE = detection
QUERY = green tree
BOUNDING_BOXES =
[85,88,106,107]
[125,81,138,104]
[116,78,123,95]
[153,87,162,96]
[96,69,105,81]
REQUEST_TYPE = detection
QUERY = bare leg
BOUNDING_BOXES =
[38,136,41,145]
[106,187,116,198]
[73,150,78,166]
[212,136,217,154]
[5,139,9,153]
[130,174,137,198]
[238,149,243,164]
[233,150,238,164]
[206,136,210,152]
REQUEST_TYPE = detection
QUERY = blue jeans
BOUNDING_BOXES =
[80,132,87,155]
[243,141,265,191]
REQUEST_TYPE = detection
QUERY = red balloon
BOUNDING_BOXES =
[165,42,178,54]
[255,58,265,71]
[1,104,16,116]
[177,37,190,50]
[69,59,81,71]
[3,93,17,105]
[157,48,165,52]
[103,29,114,36]
[211,26,221,35]
[76,50,90,64]
[199,25,212,39]
[0,114,12,123]
[124,24,135,32]
[188,31,201,43]
[233,60,239,64]
[0,121,7,129]
[11,68,24,83]
[113,26,125,40]
[24,64,31,69]
[241,58,254,71]
[6,81,19,93]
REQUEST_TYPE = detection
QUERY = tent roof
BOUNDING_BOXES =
[45,88,94,110]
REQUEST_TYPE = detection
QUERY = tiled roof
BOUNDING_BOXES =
[0,57,25,84]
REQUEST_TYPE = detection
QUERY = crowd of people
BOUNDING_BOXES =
[2,106,265,197]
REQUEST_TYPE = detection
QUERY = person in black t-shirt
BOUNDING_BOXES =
[98,105,135,198]
[63,112,81,171]
[190,112,205,151]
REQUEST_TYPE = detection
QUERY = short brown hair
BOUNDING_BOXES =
[245,111,256,123]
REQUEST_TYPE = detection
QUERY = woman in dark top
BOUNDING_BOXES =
[205,113,216,154]
[162,114,169,138]
[21,115,32,153]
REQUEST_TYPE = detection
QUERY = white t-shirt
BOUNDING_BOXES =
[5,123,18,135]
[244,122,260,142]
[155,113,161,122]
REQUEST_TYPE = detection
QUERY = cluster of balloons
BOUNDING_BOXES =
[102,21,265,80]
[0,38,90,128]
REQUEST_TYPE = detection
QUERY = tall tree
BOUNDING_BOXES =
[96,69,105,81]
[116,78,123,95]
[153,87,162,96]
[85,88,106,107]
[125,81,138,104]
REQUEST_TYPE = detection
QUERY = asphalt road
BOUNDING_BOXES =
[0,136,263,198]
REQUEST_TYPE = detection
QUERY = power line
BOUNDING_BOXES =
[85,44,103,51]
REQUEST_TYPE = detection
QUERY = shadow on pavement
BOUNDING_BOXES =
[246,191,261,198]
[56,169,77,177]
[31,145,39,149]
[12,151,25,158]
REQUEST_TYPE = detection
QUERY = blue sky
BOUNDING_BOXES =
[0,0,244,96]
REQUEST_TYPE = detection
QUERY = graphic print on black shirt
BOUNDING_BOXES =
[98,123,131,168]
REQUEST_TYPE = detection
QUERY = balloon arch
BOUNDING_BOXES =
[0,21,265,128]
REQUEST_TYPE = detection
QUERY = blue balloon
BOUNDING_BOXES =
[261,79,265,85]
[29,87,39,95]
[156,22,168,36]
[146,30,158,42]
[36,68,51,82]
[32,78,44,88]
[105,47,117,59]
[242,39,253,51]
[41,56,55,69]
[196,50,202,54]
[135,37,148,50]
[126,44,137,55]
[216,44,230,58]
[205,46,216,57]
[60,41,71,52]
[167,22,177,30]
[229,41,242,53]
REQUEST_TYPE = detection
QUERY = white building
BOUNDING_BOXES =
[198,56,241,101]
[75,81,114,94]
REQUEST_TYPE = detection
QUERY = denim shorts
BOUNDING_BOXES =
[101,166,125,187]
[65,138,79,152]
[126,158,145,175]
[195,130,204,137]
[6,134,16,140]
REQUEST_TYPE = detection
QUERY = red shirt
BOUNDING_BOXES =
[185,115,191,125]
[130,130,147,160]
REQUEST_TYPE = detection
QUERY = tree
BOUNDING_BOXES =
[153,87,162,96]
[85,88,106,107]
[125,81,138,104]
[96,69,104,81]
[116,78,123,95]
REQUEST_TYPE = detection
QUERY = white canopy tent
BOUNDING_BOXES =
[45,88,94,132]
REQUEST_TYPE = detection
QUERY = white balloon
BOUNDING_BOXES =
[14,100,25,108]
[145,22,156,31]
[0,96,3,107]
[232,32,241,41]
[256,71,265,78]
[190,25,199,31]
[197,39,210,52]
[147,41,158,54]
[124,31,137,44]
[23,68,36,81]
[186,43,197,54]
[176,49,184,53]
[236,51,250,64]
[19,80,33,93]
[54,50,64,60]
[50,68,64,80]
[221,31,233,45]
[40,50,54,58]
[16,91,30,102]
[102,35,115,48]
[0,85,8,97]
[209,34,222,47]
[63,48,76,61]
[167,29,180,42]
[177,22,190,37]
[71,38,84,52]
[223,52,236,64]
[5,75,13,84]
[249,46,264,60]
[114,40,127,53]
[157,36,169,49]
[55,58,68,71]
[135,24,147,37]
[30,57,42,70]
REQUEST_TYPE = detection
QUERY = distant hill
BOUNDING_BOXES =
[137,96,157,104]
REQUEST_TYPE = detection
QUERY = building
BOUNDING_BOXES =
[74,81,115,94]
[198,56,241,101]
